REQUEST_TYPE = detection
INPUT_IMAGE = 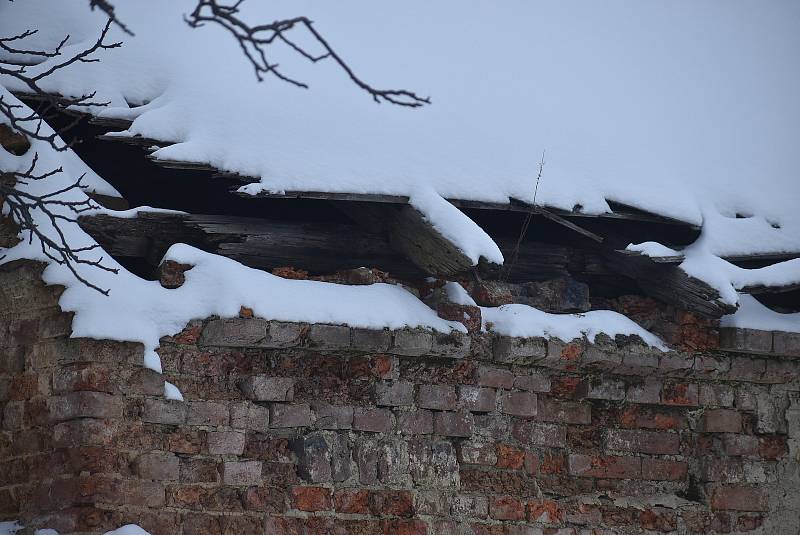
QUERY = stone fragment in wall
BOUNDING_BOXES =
[469,278,590,312]
[157,260,193,289]
[408,439,460,489]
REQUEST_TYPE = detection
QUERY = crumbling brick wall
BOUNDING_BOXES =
[1,260,799,534]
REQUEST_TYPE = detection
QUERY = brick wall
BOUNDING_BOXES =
[1,261,799,534]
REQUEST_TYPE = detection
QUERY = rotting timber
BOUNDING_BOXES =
[26,98,800,319]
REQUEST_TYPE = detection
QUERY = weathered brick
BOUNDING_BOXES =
[180,458,219,484]
[582,346,622,370]
[270,403,313,428]
[513,373,551,393]
[537,398,591,424]
[451,495,488,518]
[230,402,270,430]
[430,331,471,358]
[222,460,262,486]
[495,443,525,469]
[187,401,229,426]
[659,352,694,374]
[490,496,526,520]
[351,328,391,351]
[459,441,498,465]
[53,418,115,447]
[512,421,566,447]
[201,318,268,347]
[626,379,662,404]
[265,321,305,348]
[375,381,414,407]
[391,329,434,356]
[458,386,496,412]
[661,382,699,406]
[568,454,641,479]
[239,376,294,401]
[763,359,799,383]
[500,391,537,417]
[52,366,113,394]
[699,409,742,433]
[581,379,625,401]
[306,323,350,350]
[134,452,179,481]
[710,485,767,512]
[773,330,800,357]
[292,486,332,511]
[334,488,371,514]
[723,434,759,457]
[616,350,659,376]
[396,410,434,435]
[719,327,772,354]
[606,429,680,455]
[699,383,735,407]
[493,336,546,364]
[758,436,788,460]
[353,407,392,433]
[48,391,122,422]
[728,357,766,382]
[477,366,514,389]
[312,402,354,430]
[243,486,286,513]
[207,431,246,455]
[418,384,457,411]
[642,459,687,481]
[369,490,414,517]
[434,411,473,437]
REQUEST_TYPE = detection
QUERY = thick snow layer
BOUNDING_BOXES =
[1,0,798,258]
[482,305,667,350]
[721,295,800,333]
[0,522,21,535]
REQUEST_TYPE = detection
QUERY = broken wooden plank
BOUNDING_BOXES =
[738,281,800,295]
[386,204,477,275]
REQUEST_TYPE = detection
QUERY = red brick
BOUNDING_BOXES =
[243,486,286,513]
[528,499,563,523]
[537,398,591,424]
[381,519,427,535]
[568,454,641,479]
[500,390,537,417]
[418,384,457,411]
[758,436,788,460]
[9,373,40,399]
[699,409,742,433]
[661,382,699,406]
[437,302,481,332]
[433,411,473,437]
[640,509,677,532]
[292,486,332,511]
[353,407,392,433]
[490,495,526,520]
[495,443,525,470]
[710,485,767,512]
[642,459,688,481]
[477,366,514,389]
[606,429,680,455]
[737,515,764,532]
[369,490,414,517]
[618,406,685,430]
[539,452,567,475]
[334,488,371,514]
[550,376,582,398]
[722,434,758,457]
[167,429,206,454]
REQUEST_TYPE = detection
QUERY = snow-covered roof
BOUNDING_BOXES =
[1,0,798,259]
[1,0,798,362]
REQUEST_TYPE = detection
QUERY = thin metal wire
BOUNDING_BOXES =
[502,150,545,281]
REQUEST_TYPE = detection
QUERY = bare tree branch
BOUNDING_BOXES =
[185,0,430,107]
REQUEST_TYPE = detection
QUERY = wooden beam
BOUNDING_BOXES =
[77,212,584,282]
[602,249,736,318]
